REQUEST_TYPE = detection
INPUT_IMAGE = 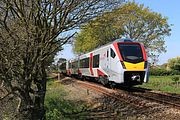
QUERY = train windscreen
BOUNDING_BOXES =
[118,43,144,63]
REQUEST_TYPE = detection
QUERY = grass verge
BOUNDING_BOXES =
[45,79,88,120]
[137,75,180,94]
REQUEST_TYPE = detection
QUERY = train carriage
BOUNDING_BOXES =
[60,38,149,86]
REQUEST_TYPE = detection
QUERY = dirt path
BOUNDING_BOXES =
[58,77,180,120]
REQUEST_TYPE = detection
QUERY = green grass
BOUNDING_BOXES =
[137,75,180,94]
[45,80,88,120]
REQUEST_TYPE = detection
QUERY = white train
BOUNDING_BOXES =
[60,38,149,86]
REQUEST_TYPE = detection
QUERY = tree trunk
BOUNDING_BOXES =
[32,63,47,120]
[15,90,33,120]
[15,64,47,120]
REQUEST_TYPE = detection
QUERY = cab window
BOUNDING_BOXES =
[111,48,116,58]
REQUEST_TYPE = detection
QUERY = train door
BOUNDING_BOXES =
[109,48,117,81]
[109,48,116,71]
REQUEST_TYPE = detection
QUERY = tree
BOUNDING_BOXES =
[57,58,67,65]
[73,1,171,63]
[0,0,123,119]
[48,58,67,72]
[167,57,180,71]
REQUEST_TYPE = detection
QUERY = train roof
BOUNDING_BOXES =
[114,38,136,43]
[79,38,138,56]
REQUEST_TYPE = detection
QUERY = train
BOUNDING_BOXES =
[60,38,149,86]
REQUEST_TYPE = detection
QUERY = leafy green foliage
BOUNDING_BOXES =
[74,1,171,63]
[149,68,180,76]
[171,76,179,83]
[167,56,180,71]
[170,70,180,75]
[149,68,170,76]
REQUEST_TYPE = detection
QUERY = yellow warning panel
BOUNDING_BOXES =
[124,61,144,71]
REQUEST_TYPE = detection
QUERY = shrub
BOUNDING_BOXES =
[149,68,180,76]
[171,76,179,83]
[150,68,170,76]
[167,57,180,71]
[170,70,180,75]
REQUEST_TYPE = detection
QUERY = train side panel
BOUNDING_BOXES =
[79,45,110,78]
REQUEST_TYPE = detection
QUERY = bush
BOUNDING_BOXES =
[171,76,179,83]
[167,57,180,71]
[170,70,180,75]
[150,68,169,76]
[149,68,180,76]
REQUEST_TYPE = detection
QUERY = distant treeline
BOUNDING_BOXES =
[149,68,180,76]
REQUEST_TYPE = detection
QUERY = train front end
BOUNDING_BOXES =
[114,39,149,85]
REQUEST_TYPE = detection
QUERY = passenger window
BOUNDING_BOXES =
[111,48,116,58]
[80,58,89,68]
[93,54,100,68]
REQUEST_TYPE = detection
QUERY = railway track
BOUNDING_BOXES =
[127,87,180,109]
[76,80,146,108]
[75,78,180,109]
[60,76,180,109]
